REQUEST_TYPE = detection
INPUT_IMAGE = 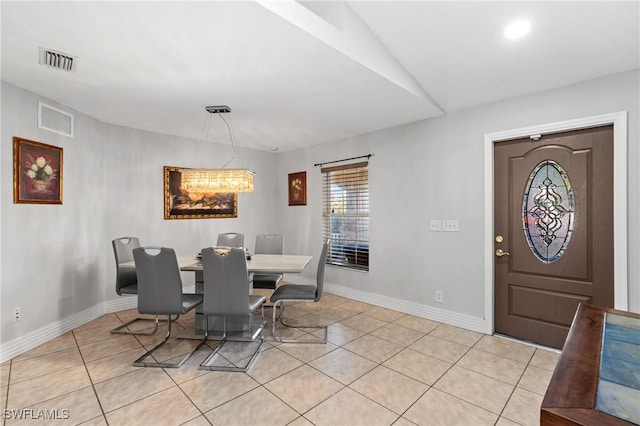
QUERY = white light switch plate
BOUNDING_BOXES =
[442,219,459,232]
[430,220,442,231]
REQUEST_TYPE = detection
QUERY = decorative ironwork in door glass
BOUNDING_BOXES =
[522,160,575,263]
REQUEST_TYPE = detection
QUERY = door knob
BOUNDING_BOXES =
[496,249,510,257]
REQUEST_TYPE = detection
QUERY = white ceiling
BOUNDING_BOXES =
[2,1,638,152]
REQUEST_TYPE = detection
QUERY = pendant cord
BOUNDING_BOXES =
[218,112,237,169]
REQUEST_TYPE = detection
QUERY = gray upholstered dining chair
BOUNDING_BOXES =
[270,242,328,343]
[111,237,166,335]
[131,246,204,368]
[252,233,284,290]
[217,232,244,248]
[199,247,266,372]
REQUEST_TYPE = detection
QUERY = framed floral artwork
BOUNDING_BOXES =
[288,171,307,206]
[163,166,237,219]
[13,137,63,204]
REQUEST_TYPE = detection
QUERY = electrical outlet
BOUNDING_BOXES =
[430,219,442,231]
[442,219,459,232]
[435,291,443,303]
[13,307,21,322]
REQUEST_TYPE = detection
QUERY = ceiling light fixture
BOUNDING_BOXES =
[504,20,531,39]
[180,106,255,195]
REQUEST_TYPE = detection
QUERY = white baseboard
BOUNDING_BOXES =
[324,283,489,334]
[1,282,485,363]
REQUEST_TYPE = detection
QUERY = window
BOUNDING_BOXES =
[322,162,369,271]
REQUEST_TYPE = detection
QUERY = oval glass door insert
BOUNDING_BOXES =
[522,160,575,263]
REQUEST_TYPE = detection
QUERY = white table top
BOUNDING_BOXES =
[121,254,312,274]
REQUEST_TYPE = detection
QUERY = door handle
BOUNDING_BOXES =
[496,249,510,257]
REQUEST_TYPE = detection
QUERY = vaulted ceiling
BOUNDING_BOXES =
[2,1,638,151]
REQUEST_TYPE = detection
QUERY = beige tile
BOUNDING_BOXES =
[7,365,91,409]
[1,363,10,388]
[276,340,338,364]
[317,293,349,306]
[363,307,406,322]
[404,388,498,426]
[1,386,7,415]
[13,333,76,361]
[392,418,418,426]
[309,348,377,385]
[383,349,452,386]
[265,365,344,414]
[179,415,212,426]
[338,299,376,313]
[456,348,527,385]
[287,416,315,426]
[138,336,203,365]
[433,365,514,414]
[94,368,175,412]
[409,335,469,364]
[393,315,440,334]
[10,347,83,384]
[501,387,543,426]
[73,323,126,347]
[205,386,299,426]
[78,416,107,426]
[6,386,101,426]
[350,366,428,414]
[246,346,304,384]
[339,314,388,333]
[180,371,259,412]
[106,386,200,426]
[530,348,561,371]
[74,314,124,332]
[315,306,358,323]
[496,417,522,426]
[475,335,536,363]
[304,387,398,426]
[371,323,425,347]
[343,334,403,364]
[313,322,365,346]
[518,364,554,395]
[78,335,142,363]
[163,346,215,384]
[85,347,149,384]
[429,324,483,346]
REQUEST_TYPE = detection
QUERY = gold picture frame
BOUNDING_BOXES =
[163,166,237,219]
[13,137,63,204]
[288,171,307,206]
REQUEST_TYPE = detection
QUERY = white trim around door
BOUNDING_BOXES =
[483,111,628,335]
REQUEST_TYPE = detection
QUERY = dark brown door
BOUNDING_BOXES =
[494,125,614,349]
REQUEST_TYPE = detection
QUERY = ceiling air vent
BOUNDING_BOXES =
[39,47,76,72]
[38,101,74,138]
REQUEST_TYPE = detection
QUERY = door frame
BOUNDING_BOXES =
[483,111,628,335]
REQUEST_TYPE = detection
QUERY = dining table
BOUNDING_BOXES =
[120,253,312,340]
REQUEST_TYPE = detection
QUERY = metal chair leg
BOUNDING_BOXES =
[133,316,204,368]
[272,301,327,344]
[200,315,265,372]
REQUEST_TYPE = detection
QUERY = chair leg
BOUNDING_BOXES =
[272,301,327,344]
[111,315,163,336]
[200,315,265,372]
[133,316,204,368]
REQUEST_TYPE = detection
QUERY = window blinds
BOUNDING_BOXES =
[321,162,369,271]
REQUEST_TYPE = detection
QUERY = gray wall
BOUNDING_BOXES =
[1,81,279,347]
[1,69,638,355]
[276,70,640,318]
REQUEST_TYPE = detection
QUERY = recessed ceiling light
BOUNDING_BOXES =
[504,20,531,39]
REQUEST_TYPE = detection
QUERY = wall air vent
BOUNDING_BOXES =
[38,101,74,138]
[39,47,77,72]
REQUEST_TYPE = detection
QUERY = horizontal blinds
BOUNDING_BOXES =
[322,162,369,271]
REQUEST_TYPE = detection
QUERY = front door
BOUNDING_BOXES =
[494,125,614,349]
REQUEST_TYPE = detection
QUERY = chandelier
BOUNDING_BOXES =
[180,106,255,194]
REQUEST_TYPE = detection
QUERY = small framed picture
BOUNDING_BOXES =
[288,171,307,206]
[13,137,63,204]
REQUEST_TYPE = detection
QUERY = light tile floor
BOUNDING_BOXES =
[1,292,560,426]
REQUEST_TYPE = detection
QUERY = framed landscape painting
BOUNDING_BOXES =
[13,137,63,204]
[163,166,237,219]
